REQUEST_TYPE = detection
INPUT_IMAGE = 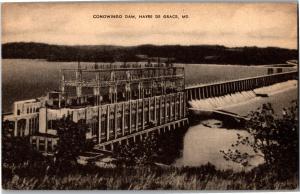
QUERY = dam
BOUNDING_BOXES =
[185,70,297,101]
[2,61,298,154]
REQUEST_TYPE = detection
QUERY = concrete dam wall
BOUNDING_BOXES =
[185,71,298,101]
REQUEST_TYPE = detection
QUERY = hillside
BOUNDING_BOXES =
[2,42,298,65]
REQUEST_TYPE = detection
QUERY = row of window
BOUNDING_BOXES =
[16,117,39,137]
[89,103,183,140]
[17,106,39,115]
[31,138,57,153]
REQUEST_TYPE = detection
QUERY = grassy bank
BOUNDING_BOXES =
[2,162,298,190]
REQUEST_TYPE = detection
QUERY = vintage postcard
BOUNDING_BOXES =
[1,2,298,190]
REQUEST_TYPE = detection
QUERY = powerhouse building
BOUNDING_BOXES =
[3,61,188,154]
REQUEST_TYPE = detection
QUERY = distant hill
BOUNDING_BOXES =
[2,42,298,65]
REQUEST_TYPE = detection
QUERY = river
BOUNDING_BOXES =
[174,122,264,172]
[175,86,297,171]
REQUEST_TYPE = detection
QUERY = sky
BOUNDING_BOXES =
[2,2,298,49]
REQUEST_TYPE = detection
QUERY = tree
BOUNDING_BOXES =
[114,134,158,165]
[2,121,44,164]
[221,101,298,179]
[54,116,89,166]
[2,136,44,164]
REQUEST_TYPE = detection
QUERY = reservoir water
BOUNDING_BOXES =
[2,59,294,113]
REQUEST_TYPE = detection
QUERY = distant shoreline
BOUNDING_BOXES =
[2,42,297,65]
[3,58,295,68]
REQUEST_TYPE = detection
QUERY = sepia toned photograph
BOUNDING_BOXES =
[1,2,298,190]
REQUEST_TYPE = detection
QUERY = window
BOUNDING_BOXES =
[31,139,37,149]
[144,110,149,123]
[117,116,122,130]
[47,120,53,129]
[28,119,32,134]
[138,113,142,126]
[131,112,136,128]
[101,117,106,131]
[124,114,129,129]
[110,118,115,131]
[91,122,98,136]
[47,139,52,152]
[39,139,45,151]
[17,127,21,136]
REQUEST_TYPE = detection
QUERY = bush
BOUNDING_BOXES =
[221,101,298,180]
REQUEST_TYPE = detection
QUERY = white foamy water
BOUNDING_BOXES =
[188,80,298,111]
[189,91,256,111]
[174,121,265,172]
[254,80,298,96]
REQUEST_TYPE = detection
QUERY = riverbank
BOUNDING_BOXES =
[2,162,298,190]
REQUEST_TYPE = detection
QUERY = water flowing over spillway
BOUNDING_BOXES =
[188,80,298,111]
[189,91,256,111]
[254,80,298,96]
